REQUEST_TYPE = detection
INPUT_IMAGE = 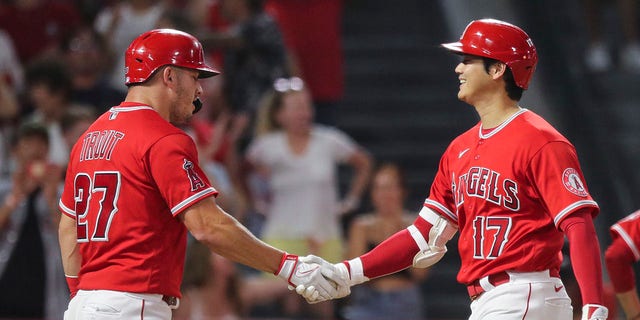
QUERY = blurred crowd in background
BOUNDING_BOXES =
[0,0,405,319]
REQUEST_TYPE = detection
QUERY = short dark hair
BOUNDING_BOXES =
[247,0,265,13]
[482,57,523,101]
[11,122,50,148]
[61,26,107,53]
[26,59,72,101]
[373,162,408,191]
[61,106,96,134]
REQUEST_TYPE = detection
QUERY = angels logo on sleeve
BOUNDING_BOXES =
[562,168,588,197]
[183,158,206,191]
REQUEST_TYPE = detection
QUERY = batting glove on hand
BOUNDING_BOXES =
[581,304,608,320]
[297,255,351,301]
[275,253,339,303]
[297,255,371,302]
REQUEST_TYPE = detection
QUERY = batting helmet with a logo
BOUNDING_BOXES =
[441,19,537,89]
[125,29,219,85]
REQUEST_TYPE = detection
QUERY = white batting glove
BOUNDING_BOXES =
[581,304,608,320]
[275,253,339,303]
[297,255,370,302]
[298,255,351,300]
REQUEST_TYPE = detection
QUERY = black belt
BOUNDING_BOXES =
[162,295,179,309]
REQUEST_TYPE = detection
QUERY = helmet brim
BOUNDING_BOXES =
[197,66,220,79]
[441,42,464,54]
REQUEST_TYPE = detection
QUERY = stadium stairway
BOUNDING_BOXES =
[513,1,638,239]
[336,1,475,319]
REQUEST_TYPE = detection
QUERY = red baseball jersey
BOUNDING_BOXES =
[610,210,640,261]
[59,103,217,297]
[423,108,599,284]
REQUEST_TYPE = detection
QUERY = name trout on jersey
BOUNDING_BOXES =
[452,166,520,211]
[76,130,208,193]
[78,130,125,162]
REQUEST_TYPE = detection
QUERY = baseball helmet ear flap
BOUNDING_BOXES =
[125,29,219,85]
[441,19,537,89]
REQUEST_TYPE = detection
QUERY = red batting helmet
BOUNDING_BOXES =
[125,29,219,85]
[441,19,537,89]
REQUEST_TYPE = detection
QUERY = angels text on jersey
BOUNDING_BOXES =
[452,166,520,211]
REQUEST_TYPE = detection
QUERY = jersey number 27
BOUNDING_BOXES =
[73,172,121,242]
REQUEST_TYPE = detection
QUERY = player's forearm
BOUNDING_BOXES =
[183,200,283,274]
[617,289,640,320]
[358,229,420,279]
[563,211,605,304]
[206,213,283,273]
[357,207,454,279]
[58,214,81,276]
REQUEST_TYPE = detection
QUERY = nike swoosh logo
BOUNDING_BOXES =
[554,285,564,292]
[295,266,320,277]
[458,148,470,159]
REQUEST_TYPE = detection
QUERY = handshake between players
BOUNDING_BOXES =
[284,255,352,303]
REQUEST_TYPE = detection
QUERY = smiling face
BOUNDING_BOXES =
[454,55,497,105]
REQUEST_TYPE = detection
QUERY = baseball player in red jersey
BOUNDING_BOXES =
[605,210,640,319]
[57,29,345,320]
[300,19,609,320]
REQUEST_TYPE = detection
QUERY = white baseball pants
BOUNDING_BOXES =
[469,270,573,320]
[63,290,172,320]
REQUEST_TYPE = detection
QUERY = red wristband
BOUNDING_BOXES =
[275,253,299,275]
[65,275,79,299]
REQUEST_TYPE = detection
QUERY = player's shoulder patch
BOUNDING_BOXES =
[562,168,588,197]
[182,158,206,191]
